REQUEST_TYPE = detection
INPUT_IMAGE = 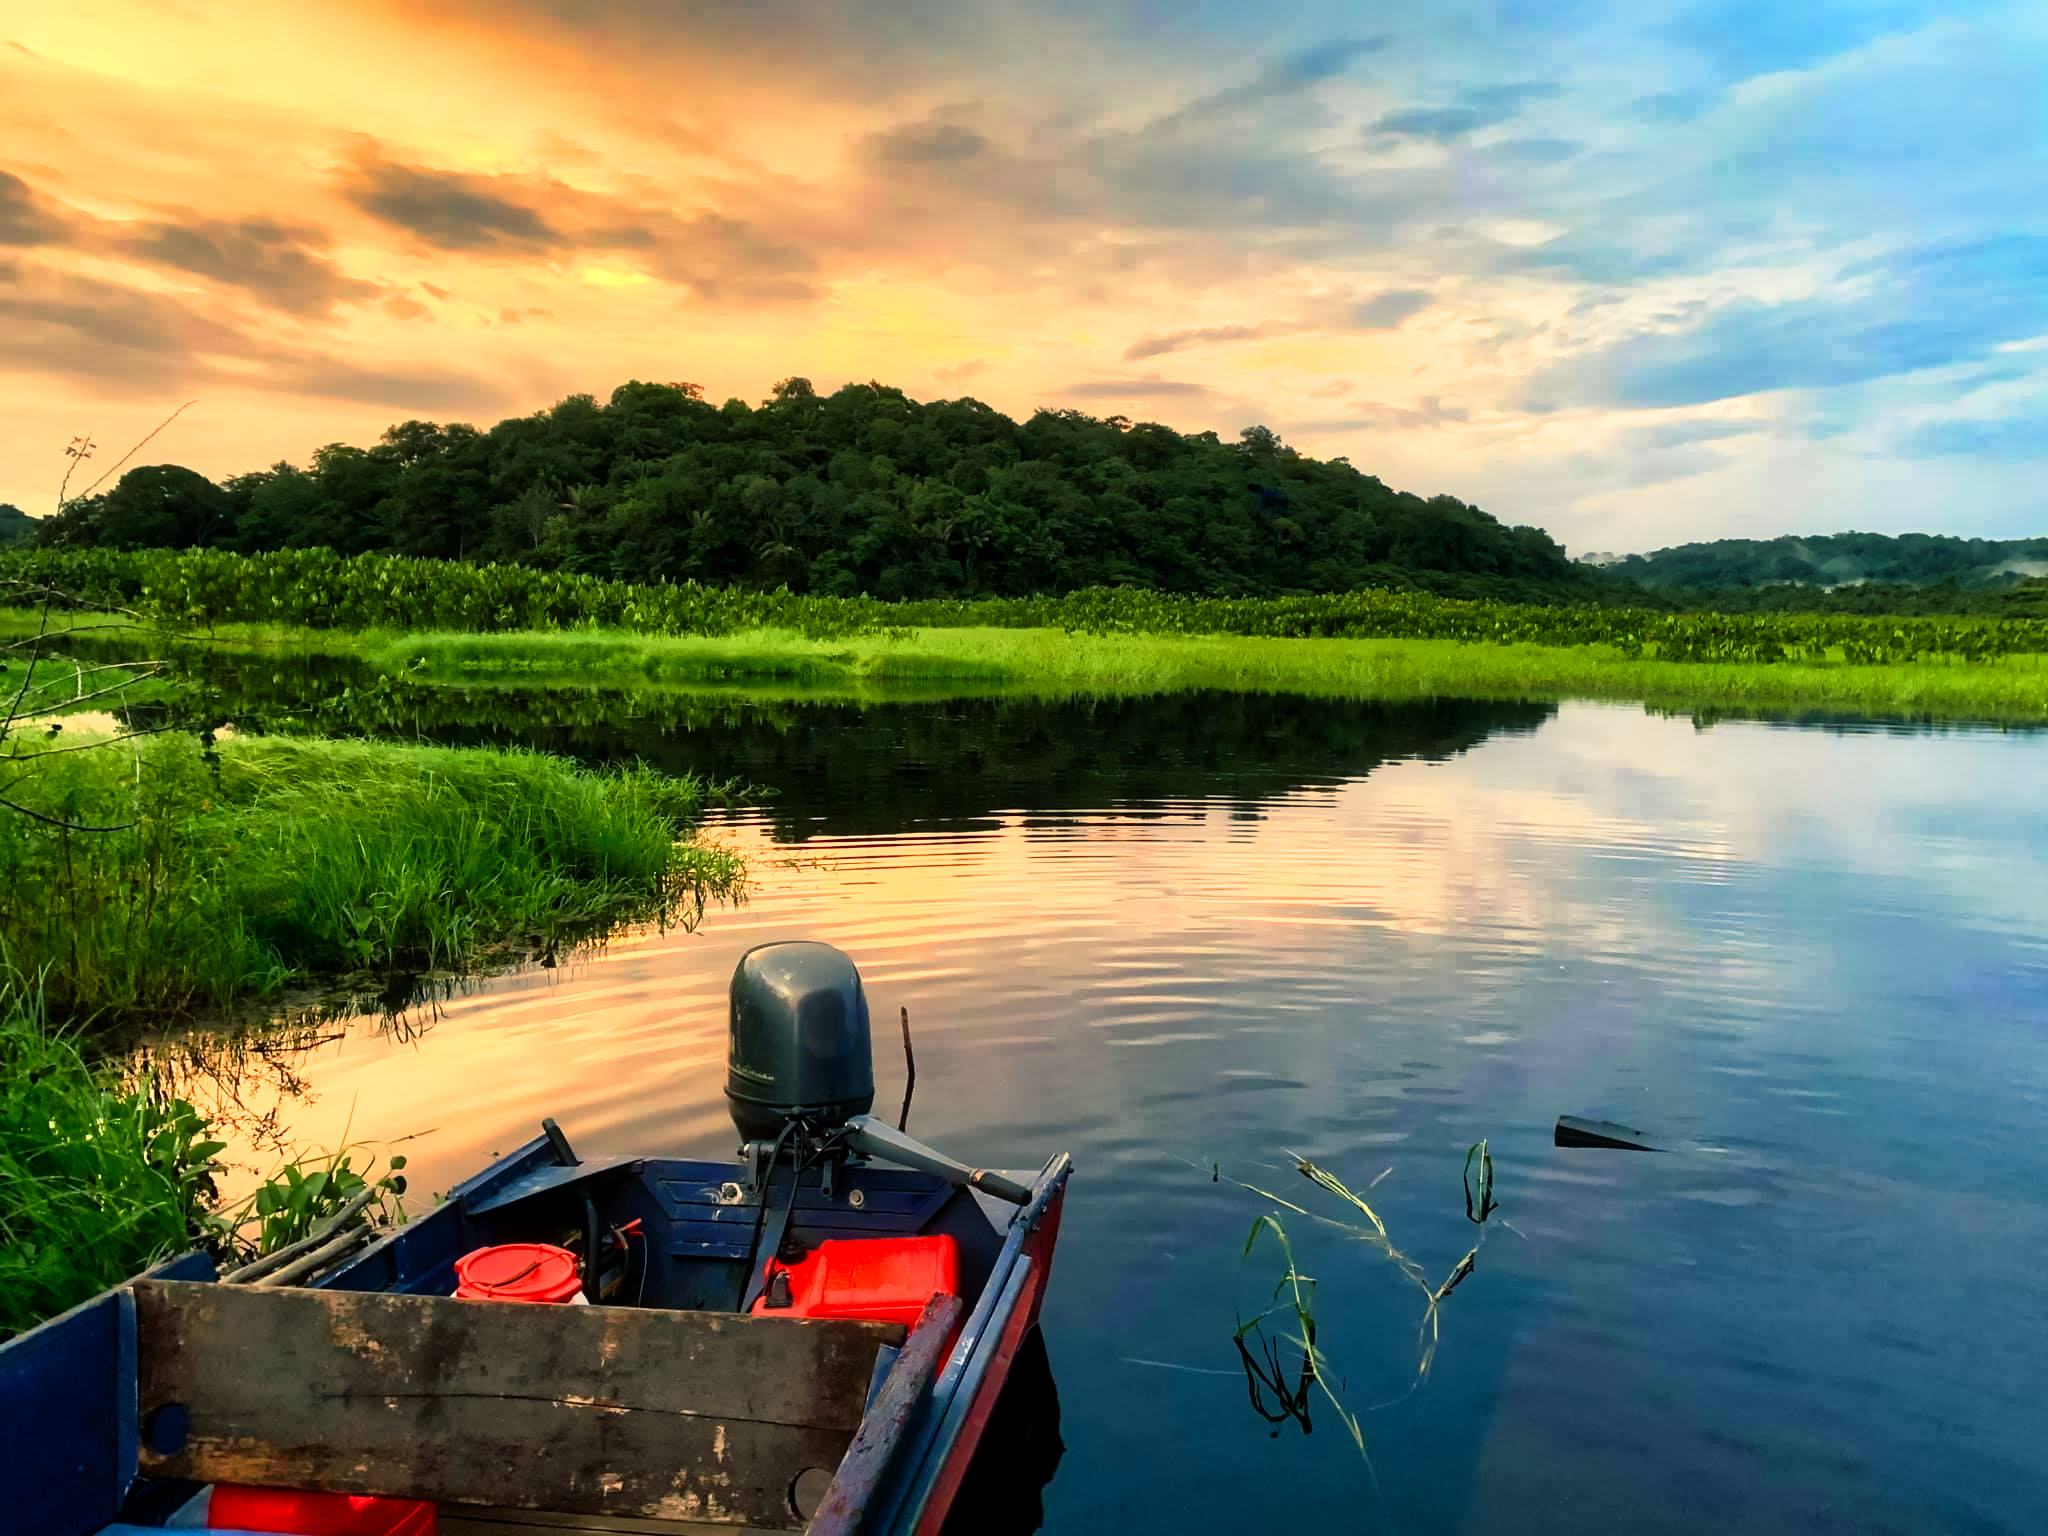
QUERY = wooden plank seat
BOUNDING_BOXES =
[133,1281,905,1530]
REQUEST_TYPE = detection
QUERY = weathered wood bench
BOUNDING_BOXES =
[133,1280,924,1531]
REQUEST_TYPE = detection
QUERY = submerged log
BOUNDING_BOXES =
[1553,1115,1660,1151]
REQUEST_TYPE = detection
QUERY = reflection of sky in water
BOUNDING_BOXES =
[199,701,2048,1534]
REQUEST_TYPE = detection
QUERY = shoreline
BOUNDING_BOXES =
[20,613,2045,722]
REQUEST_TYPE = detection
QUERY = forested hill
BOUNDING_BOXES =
[0,503,33,548]
[1583,532,2048,592]
[27,378,1598,605]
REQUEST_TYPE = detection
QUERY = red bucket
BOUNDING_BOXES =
[453,1242,584,1304]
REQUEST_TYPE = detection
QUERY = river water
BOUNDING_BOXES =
[183,690,2048,1534]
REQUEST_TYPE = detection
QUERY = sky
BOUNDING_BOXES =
[2,0,2043,556]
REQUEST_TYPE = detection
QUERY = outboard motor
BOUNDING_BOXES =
[726,940,1031,1205]
[725,941,876,1141]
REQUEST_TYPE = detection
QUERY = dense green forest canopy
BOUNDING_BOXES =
[0,503,33,548]
[1588,532,2048,592]
[27,378,1598,604]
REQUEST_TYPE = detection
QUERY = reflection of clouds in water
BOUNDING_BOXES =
[199,701,2048,1221]
[1492,704,2048,941]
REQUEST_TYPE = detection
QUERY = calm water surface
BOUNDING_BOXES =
[196,694,2048,1534]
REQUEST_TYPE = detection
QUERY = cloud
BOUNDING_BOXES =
[387,0,1044,100]
[268,357,513,413]
[1352,290,1431,330]
[1058,375,1217,400]
[1123,323,1276,361]
[1620,418,1765,451]
[338,147,563,253]
[1157,36,1387,128]
[0,259,508,411]
[868,118,992,166]
[1623,90,1719,123]
[113,216,380,316]
[1486,137,1582,166]
[0,171,380,317]
[1367,81,1562,144]
[1528,234,2048,409]
[1121,290,1430,360]
[1294,396,1469,432]
[642,213,816,300]
[1657,0,1967,81]
[1900,417,2046,461]
[1057,41,1442,236]
[419,282,452,300]
[0,170,71,246]
[337,142,816,301]
[0,265,260,393]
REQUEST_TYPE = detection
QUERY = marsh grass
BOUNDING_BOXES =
[1226,1142,1502,1459]
[21,611,2048,719]
[0,732,746,1032]
[369,625,2048,720]
[0,975,225,1339]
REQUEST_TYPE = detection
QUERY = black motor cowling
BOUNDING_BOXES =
[725,941,876,1142]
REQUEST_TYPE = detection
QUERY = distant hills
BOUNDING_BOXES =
[1578,532,2048,592]
[0,503,33,548]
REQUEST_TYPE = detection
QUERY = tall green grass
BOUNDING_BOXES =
[372,625,2048,719]
[0,976,225,1339]
[0,732,745,1030]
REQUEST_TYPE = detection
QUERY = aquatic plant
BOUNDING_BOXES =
[1226,1142,1502,1452]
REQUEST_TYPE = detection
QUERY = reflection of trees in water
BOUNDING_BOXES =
[674,693,1558,840]
[111,655,1559,840]
[125,987,460,1160]
[125,1015,348,1157]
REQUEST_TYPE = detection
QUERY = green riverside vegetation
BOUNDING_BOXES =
[374,626,2048,719]
[1,975,422,1342]
[0,977,225,1340]
[2,558,758,1338]
[0,730,743,1031]
[7,546,2048,716]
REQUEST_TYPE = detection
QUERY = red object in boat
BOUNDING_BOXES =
[749,1235,961,1326]
[207,1485,435,1535]
[453,1242,583,1304]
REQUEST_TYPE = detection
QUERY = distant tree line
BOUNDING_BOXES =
[27,379,1601,605]
[1588,531,2048,592]
[0,503,33,548]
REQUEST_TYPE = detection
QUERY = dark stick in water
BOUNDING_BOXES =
[898,1005,916,1133]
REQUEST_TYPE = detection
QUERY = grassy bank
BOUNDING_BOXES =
[14,596,2048,720]
[0,731,744,1030]
[367,624,2048,720]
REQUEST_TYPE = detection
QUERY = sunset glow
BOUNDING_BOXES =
[5,0,2042,551]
